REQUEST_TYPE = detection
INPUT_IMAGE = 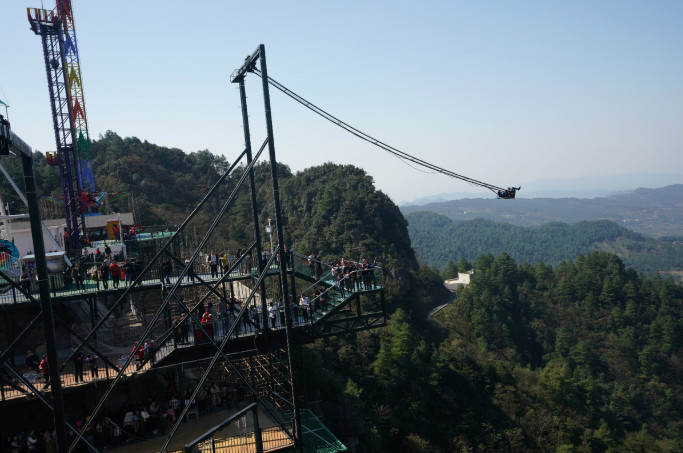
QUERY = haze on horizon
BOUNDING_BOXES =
[1,0,681,203]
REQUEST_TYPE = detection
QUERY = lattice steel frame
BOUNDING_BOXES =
[55,0,96,194]
[27,8,86,253]
[2,44,388,453]
[41,44,303,453]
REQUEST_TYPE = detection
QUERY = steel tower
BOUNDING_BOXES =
[55,0,96,195]
[27,1,95,254]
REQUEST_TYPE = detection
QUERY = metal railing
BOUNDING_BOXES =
[183,402,294,453]
[0,251,383,403]
[0,258,260,304]
[0,251,21,273]
[0,350,153,402]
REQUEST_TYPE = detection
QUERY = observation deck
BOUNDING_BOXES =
[0,251,385,402]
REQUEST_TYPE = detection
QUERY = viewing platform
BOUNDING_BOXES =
[0,252,384,403]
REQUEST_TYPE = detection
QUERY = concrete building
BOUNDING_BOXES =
[444,270,474,292]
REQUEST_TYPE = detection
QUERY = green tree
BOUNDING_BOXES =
[442,259,458,279]
[457,257,472,273]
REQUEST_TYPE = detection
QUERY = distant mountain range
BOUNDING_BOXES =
[401,173,683,205]
[400,184,683,238]
[405,214,682,276]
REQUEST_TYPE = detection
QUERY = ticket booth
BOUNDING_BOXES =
[107,220,121,240]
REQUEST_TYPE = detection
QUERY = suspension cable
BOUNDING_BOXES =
[252,68,512,194]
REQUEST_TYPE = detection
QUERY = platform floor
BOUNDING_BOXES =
[0,267,258,305]
[106,406,292,453]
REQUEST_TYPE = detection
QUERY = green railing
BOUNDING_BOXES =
[283,409,347,453]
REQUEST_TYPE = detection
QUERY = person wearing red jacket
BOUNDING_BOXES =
[201,311,214,340]
[109,261,121,288]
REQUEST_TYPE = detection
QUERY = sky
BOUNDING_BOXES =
[1,0,681,204]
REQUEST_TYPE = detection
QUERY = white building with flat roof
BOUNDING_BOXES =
[444,270,474,292]
[3,212,135,259]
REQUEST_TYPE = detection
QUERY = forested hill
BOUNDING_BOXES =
[3,132,681,452]
[89,132,421,283]
[309,252,683,452]
[0,131,231,225]
[0,130,435,310]
[400,185,683,238]
[406,212,683,276]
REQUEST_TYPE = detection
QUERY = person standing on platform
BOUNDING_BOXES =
[25,350,40,372]
[99,262,109,290]
[269,301,277,328]
[221,253,229,277]
[27,430,38,453]
[86,355,99,379]
[133,343,145,370]
[308,253,316,276]
[278,300,285,327]
[39,356,49,384]
[315,261,323,280]
[208,302,219,337]
[20,271,31,294]
[123,259,133,287]
[71,262,86,291]
[74,351,85,383]
[209,251,218,278]
[219,299,230,333]
[201,310,214,340]
[110,261,121,288]
[184,257,196,283]
[320,289,329,313]
[161,259,172,286]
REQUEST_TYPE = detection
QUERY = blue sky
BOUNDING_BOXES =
[1,0,681,203]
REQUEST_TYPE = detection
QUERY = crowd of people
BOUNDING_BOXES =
[66,248,264,294]
[8,251,381,384]
[329,257,379,295]
[165,254,381,342]
[84,248,145,291]
[18,245,380,301]
[3,251,382,452]
[3,371,251,453]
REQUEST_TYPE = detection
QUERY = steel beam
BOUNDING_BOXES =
[21,143,69,451]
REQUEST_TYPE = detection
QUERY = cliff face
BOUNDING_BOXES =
[279,163,419,292]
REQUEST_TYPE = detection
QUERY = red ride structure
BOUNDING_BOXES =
[27,1,96,255]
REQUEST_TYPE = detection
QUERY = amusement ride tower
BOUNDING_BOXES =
[27,0,96,254]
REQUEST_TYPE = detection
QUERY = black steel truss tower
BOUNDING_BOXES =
[0,45,387,453]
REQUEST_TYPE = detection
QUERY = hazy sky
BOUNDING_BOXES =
[1,0,681,203]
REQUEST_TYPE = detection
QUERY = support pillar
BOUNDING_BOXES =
[237,77,270,331]
[253,403,264,453]
[257,44,303,453]
[21,152,68,452]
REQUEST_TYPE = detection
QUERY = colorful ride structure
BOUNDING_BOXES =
[27,1,96,254]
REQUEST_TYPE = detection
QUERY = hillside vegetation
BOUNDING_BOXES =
[400,185,683,238]
[406,212,683,276]
[308,252,683,452]
[2,132,680,452]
